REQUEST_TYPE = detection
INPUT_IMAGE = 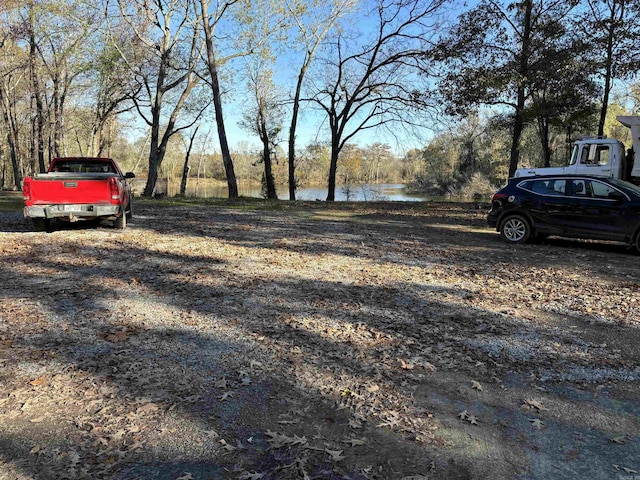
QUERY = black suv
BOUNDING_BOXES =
[487,175,640,252]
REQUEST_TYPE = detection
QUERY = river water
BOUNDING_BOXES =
[172,180,429,202]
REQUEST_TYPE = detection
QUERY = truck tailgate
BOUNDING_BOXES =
[26,174,119,205]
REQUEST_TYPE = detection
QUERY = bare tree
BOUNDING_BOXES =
[284,0,356,200]
[197,0,288,199]
[35,2,96,159]
[240,61,284,199]
[108,0,206,197]
[309,0,445,201]
[89,41,141,157]
[0,34,25,188]
[198,0,239,198]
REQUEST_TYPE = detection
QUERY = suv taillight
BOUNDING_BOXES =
[109,177,120,200]
[491,192,508,203]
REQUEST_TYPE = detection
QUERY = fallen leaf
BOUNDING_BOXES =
[215,378,228,389]
[457,410,469,420]
[529,418,544,429]
[609,435,627,444]
[398,358,414,370]
[176,473,193,480]
[348,418,363,429]
[265,431,308,449]
[239,473,264,480]
[524,399,547,411]
[219,439,237,452]
[29,375,48,387]
[325,449,345,461]
[343,438,366,447]
[104,331,130,342]
[471,381,483,391]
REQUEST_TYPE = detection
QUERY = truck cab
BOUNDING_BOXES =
[515,116,640,185]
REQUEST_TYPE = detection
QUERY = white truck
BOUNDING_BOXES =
[514,115,640,185]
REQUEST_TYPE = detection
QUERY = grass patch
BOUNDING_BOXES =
[0,191,23,212]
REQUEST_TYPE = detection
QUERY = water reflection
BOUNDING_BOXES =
[161,179,428,202]
[130,177,433,202]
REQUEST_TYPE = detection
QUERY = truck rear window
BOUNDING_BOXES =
[51,161,115,173]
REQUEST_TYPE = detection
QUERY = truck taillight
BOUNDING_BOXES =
[23,178,31,201]
[109,177,120,200]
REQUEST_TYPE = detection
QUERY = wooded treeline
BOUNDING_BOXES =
[1,0,639,200]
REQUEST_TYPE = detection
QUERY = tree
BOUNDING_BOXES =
[197,0,288,199]
[0,5,26,189]
[197,0,239,198]
[87,40,140,157]
[240,62,284,199]
[108,0,206,197]
[310,0,445,201]
[578,0,640,136]
[524,16,598,167]
[284,0,356,200]
[437,0,580,177]
[25,0,46,172]
[180,124,199,196]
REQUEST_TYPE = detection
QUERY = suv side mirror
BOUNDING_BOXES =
[125,172,136,179]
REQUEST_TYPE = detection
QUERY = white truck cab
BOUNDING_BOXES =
[514,115,640,184]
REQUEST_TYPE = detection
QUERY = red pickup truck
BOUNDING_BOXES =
[23,157,135,231]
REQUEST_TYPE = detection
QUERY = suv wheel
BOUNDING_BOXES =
[500,215,531,244]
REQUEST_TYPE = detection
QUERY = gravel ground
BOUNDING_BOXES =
[0,196,639,480]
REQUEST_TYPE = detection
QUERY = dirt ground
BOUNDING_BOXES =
[1,194,639,480]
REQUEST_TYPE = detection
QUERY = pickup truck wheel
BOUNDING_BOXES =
[32,218,51,232]
[114,213,126,229]
[499,215,531,244]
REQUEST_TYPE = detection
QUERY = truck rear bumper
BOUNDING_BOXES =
[24,204,120,220]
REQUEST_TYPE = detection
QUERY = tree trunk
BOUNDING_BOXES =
[180,126,198,196]
[288,69,306,200]
[509,0,533,178]
[260,133,277,200]
[598,18,618,137]
[509,91,526,178]
[143,106,162,196]
[538,117,552,167]
[0,84,23,189]
[200,1,238,198]
[29,24,46,173]
[146,159,159,197]
[209,70,237,198]
[327,141,339,201]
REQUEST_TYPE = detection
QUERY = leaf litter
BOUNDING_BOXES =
[0,199,639,479]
